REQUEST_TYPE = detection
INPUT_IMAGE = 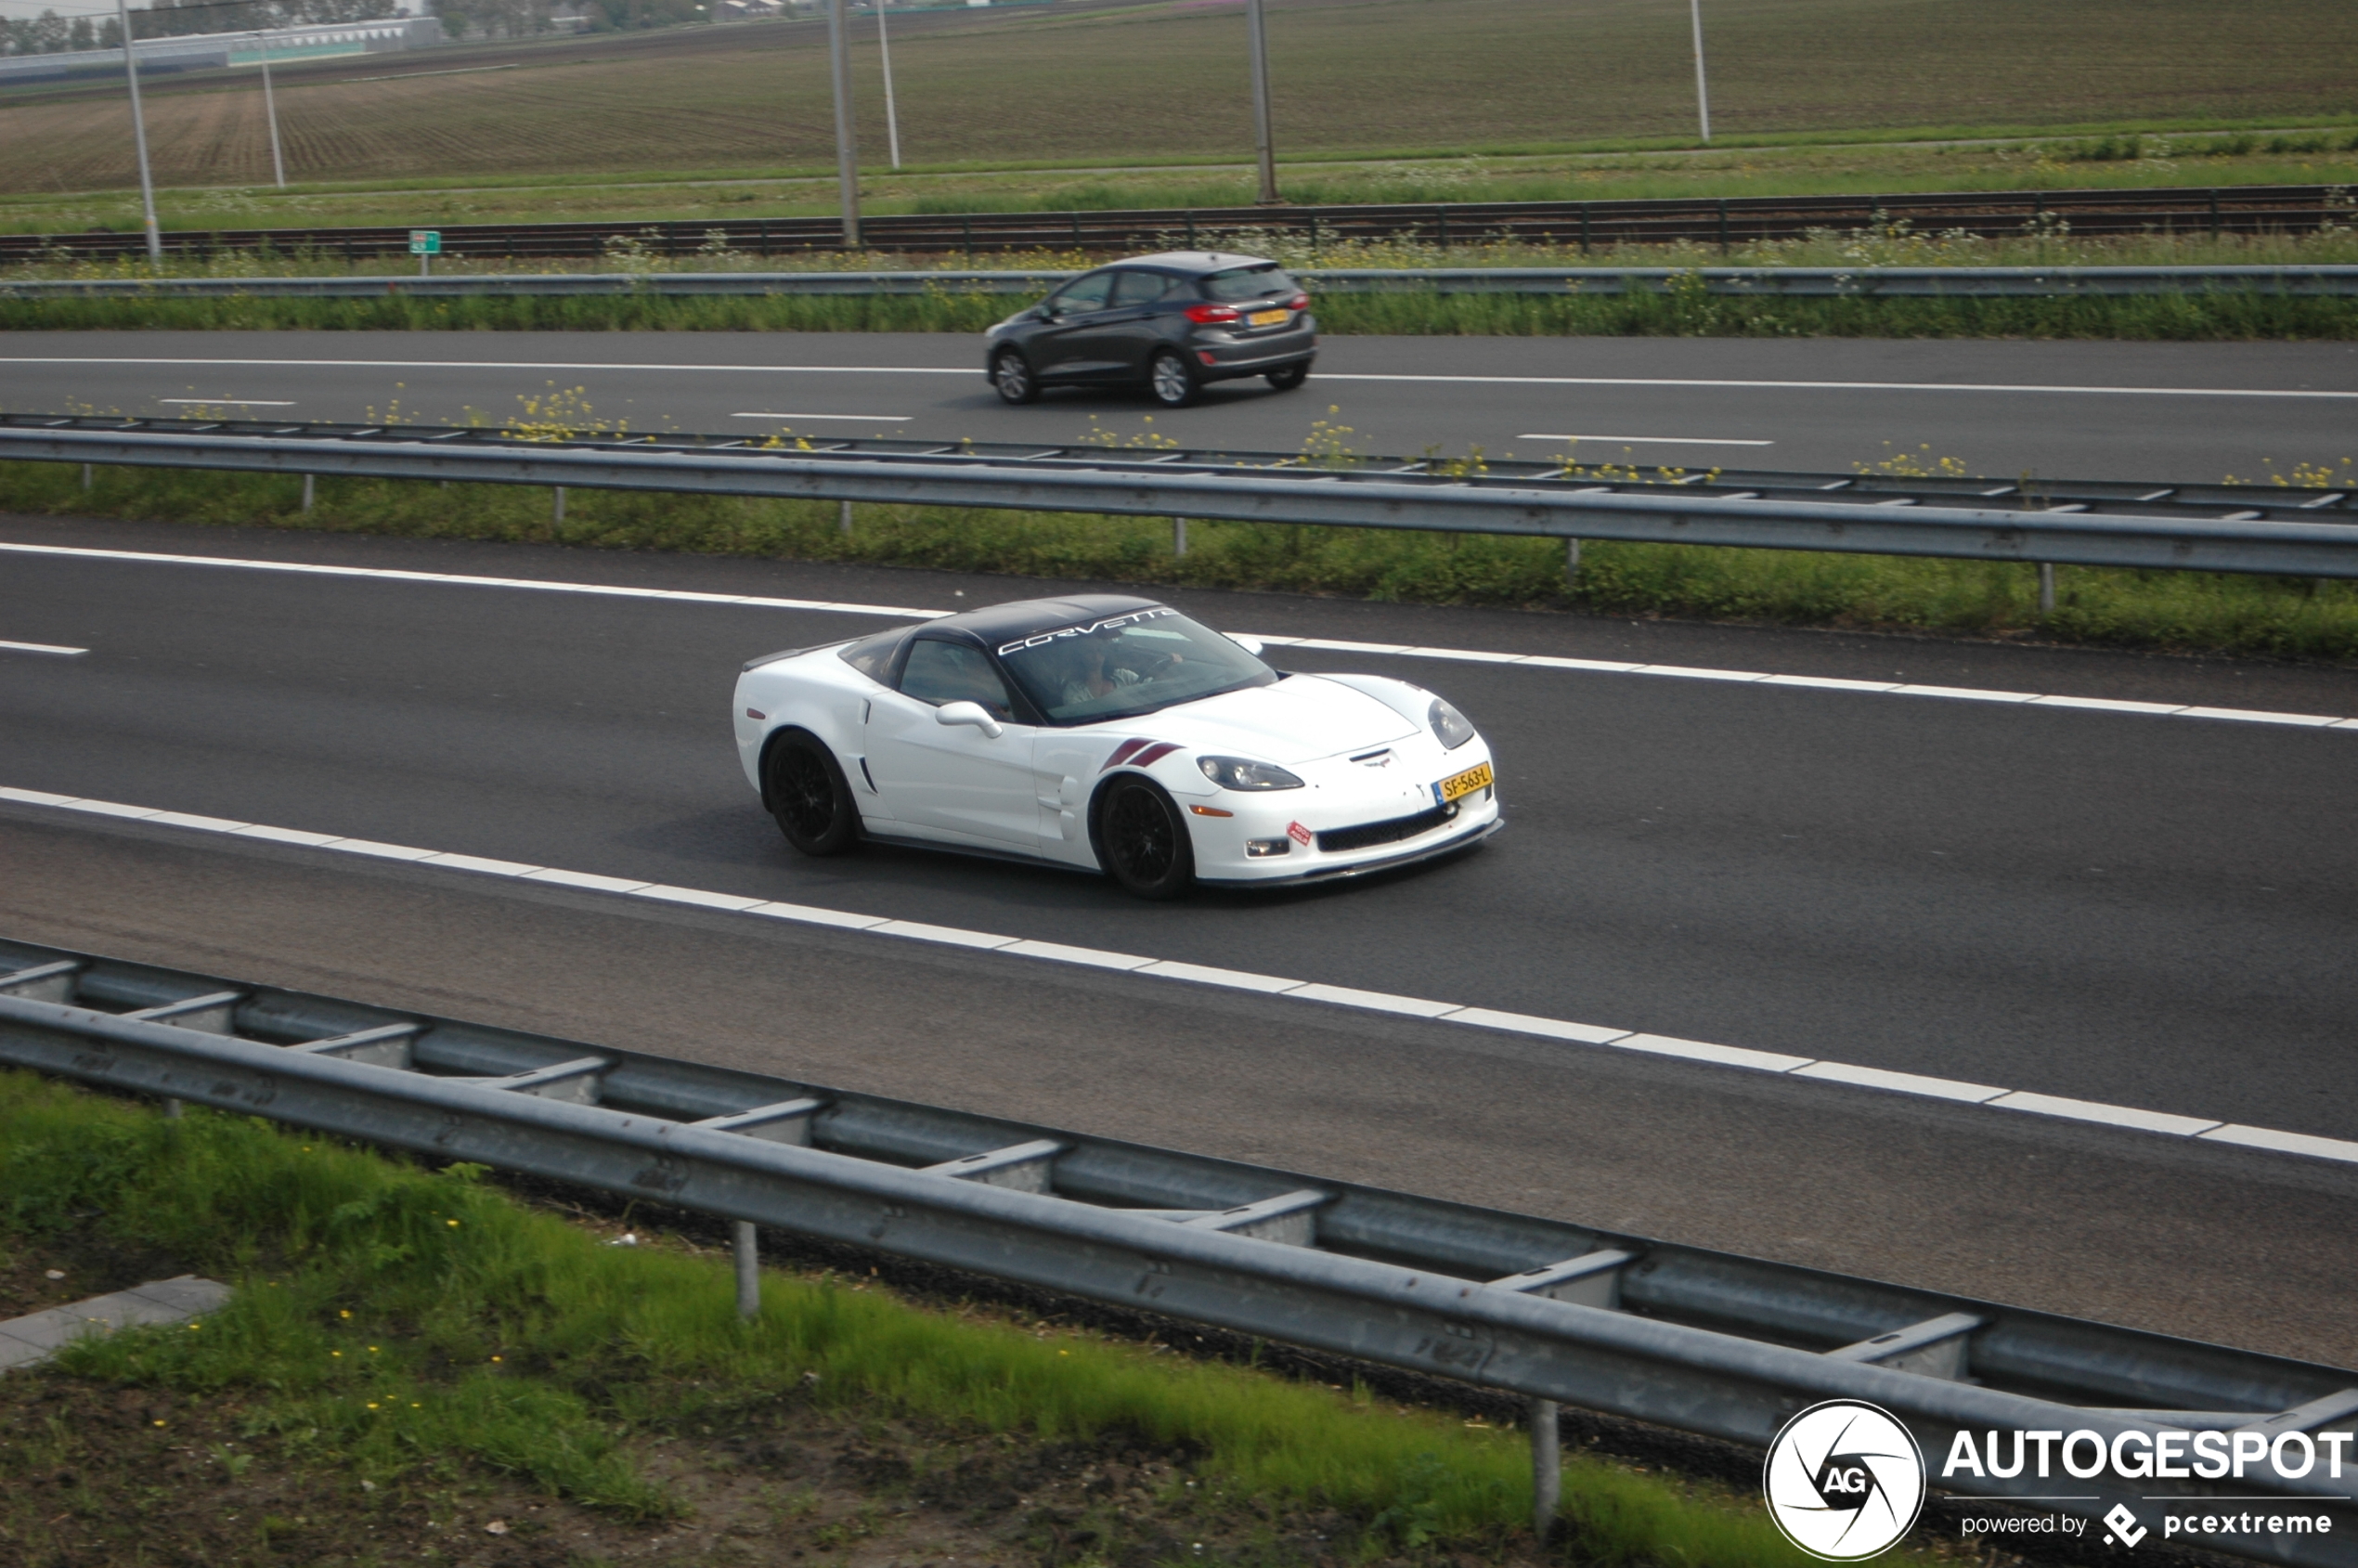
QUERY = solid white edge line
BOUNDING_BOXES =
[0,640,89,656]
[730,412,913,421]
[14,544,2353,727]
[3,784,2352,1169]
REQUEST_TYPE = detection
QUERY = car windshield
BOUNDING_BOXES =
[1199,264,1297,303]
[996,606,1275,723]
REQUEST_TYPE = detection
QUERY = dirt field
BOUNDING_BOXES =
[0,0,2352,198]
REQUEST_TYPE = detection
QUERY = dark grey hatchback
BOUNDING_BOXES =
[982,251,1315,408]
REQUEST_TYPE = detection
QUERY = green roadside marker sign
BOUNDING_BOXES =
[408,230,441,254]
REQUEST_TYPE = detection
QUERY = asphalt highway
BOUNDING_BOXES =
[2,515,2354,1371]
[5,330,2357,480]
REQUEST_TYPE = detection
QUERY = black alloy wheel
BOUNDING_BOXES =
[766,731,860,856]
[991,349,1040,405]
[1095,776,1196,899]
[1147,349,1200,408]
[1263,363,1309,391]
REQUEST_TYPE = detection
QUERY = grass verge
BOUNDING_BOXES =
[6,286,2354,341]
[0,1069,1845,1565]
[6,459,2357,661]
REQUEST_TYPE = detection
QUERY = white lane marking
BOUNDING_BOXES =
[11,539,2352,730]
[1519,434,1776,446]
[1327,373,2358,400]
[158,398,295,407]
[0,640,88,655]
[5,783,2348,1172]
[732,411,912,421]
[7,356,2356,400]
[0,356,978,376]
[0,541,950,620]
[1241,634,2358,730]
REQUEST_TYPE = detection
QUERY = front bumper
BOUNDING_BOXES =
[1178,745,1500,885]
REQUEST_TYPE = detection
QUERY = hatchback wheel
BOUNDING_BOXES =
[991,349,1039,405]
[1147,349,1200,408]
[1095,777,1196,899]
[1264,363,1309,392]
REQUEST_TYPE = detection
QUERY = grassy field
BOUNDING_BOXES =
[0,1069,1851,1566]
[6,453,2354,659]
[0,0,2352,218]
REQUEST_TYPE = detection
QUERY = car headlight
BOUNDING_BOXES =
[1198,755,1305,791]
[1429,697,1477,750]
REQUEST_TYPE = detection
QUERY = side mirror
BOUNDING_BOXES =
[1228,634,1265,657]
[936,700,1004,740]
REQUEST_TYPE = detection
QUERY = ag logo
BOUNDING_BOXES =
[1762,1400,1926,1561]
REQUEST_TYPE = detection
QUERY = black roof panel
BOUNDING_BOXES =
[921,593,1167,646]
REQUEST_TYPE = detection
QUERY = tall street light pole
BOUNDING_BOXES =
[1689,0,1711,144]
[827,0,861,246]
[114,0,162,263]
[1245,0,1276,203]
[875,0,900,171]
[256,31,286,188]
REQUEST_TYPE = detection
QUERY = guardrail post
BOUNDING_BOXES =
[733,1220,760,1320]
[2039,562,2056,614]
[301,473,315,512]
[1173,516,1188,556]
[552,486,565,529]
[81,463,92,491]
[836,499,853,536]
[1565,538,1581,579]
[1531,1396,1561,1543]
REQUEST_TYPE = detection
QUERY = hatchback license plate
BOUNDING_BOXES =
[1248,307,1289,327]
[1435,761,1494,804]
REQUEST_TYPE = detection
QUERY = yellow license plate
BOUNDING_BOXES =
[1436,761,1493,803]
[1248,308,1289,327]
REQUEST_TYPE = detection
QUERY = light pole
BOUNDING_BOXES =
[255,30,285,188]
[1245,0,1276,203]
[1689,0,1710,144]
[113,0,162,263]
[827,0,860,246]
[875,0,900,171]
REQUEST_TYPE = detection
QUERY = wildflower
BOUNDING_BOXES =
[153,1419,166,1427]
[447,1220,460,1227]
[490,1355,502,1363]
[367,1402,380,1410]
[188,1323,201,1331]
[339,1310,351,1319]
[332,1351,343,1358]
[369,1346,379,1354]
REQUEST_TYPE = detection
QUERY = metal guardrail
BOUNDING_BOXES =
[3,415,2355,578]
[3,183,2350,265]
[6,264,2356,302]
[0,938,2352,1562]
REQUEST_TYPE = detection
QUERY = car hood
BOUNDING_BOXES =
[1137,675,1420,763]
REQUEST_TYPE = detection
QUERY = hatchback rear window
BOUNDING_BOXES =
[1199,265,1297,303]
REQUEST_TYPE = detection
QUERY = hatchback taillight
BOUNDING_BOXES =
[1184,302,1242,324]
[1286,292,1310,311]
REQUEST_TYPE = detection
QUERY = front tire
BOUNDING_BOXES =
[1264,362,1309,391]
[1147,349,1200,408]
[764,730,860,856]
[991,348,1040,406]
[1095,776,1196,899]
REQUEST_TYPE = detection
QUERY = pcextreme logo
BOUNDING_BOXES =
[1762,1400,1928,1562]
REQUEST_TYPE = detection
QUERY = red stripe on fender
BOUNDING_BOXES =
[1132,742,1182,767]
[1099,738,1150,772]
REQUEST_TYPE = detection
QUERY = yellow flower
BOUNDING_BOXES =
[152,1419,166,1427]
[332,1351,343,1358]
[447,1220,460,1227]
[367,1402,380,1410]
[339,1310,351,1319]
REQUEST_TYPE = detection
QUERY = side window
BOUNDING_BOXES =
[899,639,1015,719]
[1047,271,1114,314]
[837,627,910,681]
[1109,269,1173,307]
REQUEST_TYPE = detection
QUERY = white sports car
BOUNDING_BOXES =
[732,594,1500,898]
